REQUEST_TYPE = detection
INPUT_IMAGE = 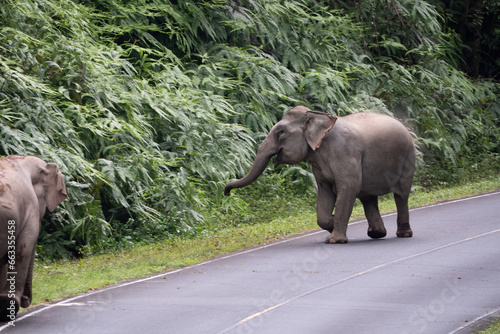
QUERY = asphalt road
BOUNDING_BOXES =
[1,192,500,334]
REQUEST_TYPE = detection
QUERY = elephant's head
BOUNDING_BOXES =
[14,155,68,217]
[225,106,336,195]
[42,162,67,212]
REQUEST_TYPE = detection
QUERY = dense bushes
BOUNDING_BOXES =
[0,0,498,259]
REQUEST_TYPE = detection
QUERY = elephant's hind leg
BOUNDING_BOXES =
[394,193,412,237]
[360,195,387,239]
[0,252,18,322]
[0,294,18,322]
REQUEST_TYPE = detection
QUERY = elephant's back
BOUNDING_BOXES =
[342,112,414,147]
[0,157,37,222]
[342,112,416,195]
[342,111,407,129]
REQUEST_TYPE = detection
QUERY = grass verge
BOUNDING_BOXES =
[478,320,500,334]
[30,177,500,309]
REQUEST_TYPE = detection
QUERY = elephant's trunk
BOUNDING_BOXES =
[224,135,278,196]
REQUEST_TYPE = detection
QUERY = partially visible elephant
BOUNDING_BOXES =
[0,155,67,322]
[225,106,416,244]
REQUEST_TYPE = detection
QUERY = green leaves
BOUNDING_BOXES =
[300,67,350,106]
[0,0,498,258]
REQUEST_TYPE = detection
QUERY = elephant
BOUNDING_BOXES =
[0,155,67,322]
[225,106,416,244]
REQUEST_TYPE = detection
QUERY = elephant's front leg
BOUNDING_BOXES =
[0,258,19,322]
[20,246,36,308]
[316,182,335,233]
[0,259,6,291]
[0,218,39,320]
[325,188,357,244]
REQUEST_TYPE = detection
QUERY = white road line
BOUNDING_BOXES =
[447,306,500,334]
[1,191,499,331]
[216,227,500,334]
[0,231,325,330]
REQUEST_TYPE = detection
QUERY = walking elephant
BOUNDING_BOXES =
[0,155,67,322]
[225,106,416,244]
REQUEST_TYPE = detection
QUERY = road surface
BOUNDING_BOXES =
[1,192,500,333]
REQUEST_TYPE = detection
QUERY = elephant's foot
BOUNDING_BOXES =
[397,223,413,238]
[325,231,348,244]
[396,229,413,238]
[0,295,19,323]
[368,226,387,239]
[21,295,31,308]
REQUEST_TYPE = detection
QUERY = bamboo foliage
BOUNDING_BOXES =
[0,0,498,258]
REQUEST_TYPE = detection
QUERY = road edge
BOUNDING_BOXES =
[3,190,500,330]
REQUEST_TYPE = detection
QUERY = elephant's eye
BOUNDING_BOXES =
[277,129,286,138]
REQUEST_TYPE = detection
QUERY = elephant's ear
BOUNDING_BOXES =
[45,163,67,212]
[304,111,337,151]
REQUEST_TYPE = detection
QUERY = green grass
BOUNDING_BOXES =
[477,320,500,334]
[29,177,500,309]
